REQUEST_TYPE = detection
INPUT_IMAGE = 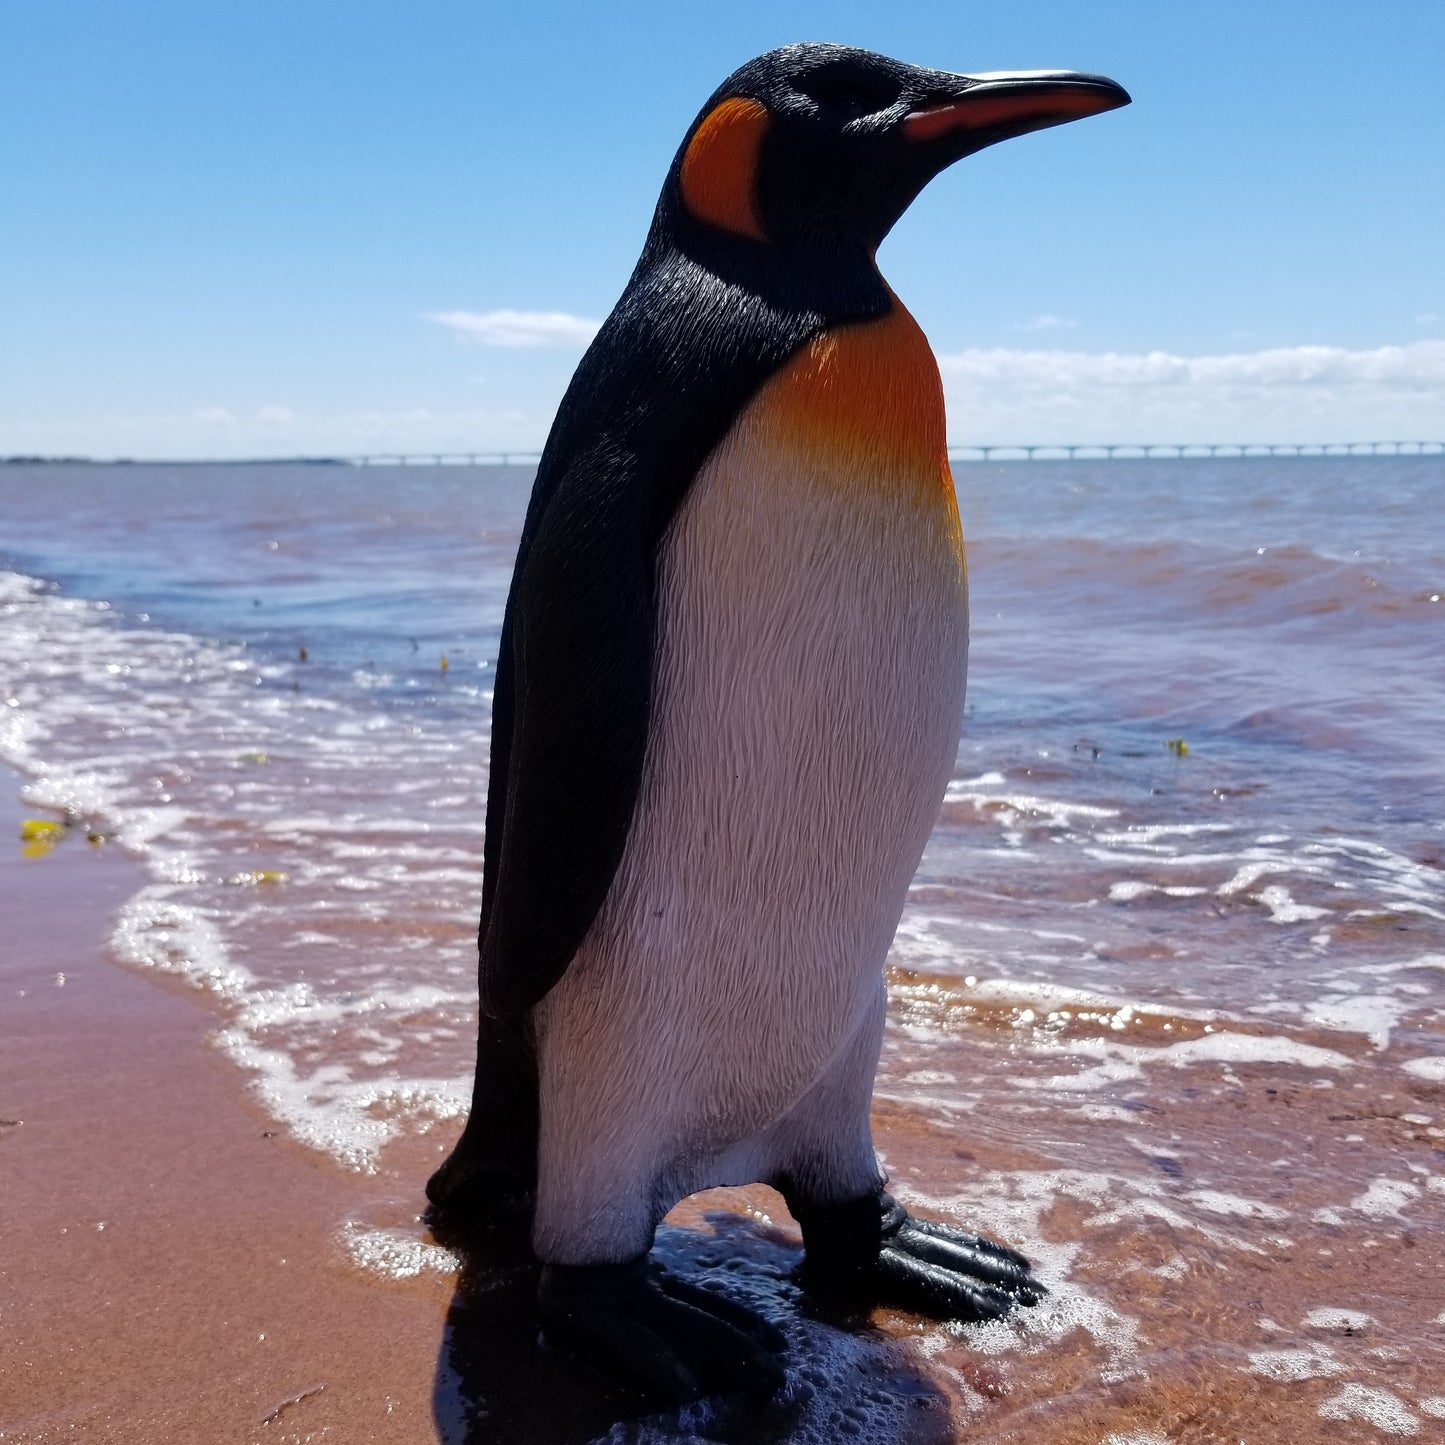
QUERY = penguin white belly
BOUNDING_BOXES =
[533,306,967,1263]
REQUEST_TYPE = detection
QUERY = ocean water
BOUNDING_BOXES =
[3,457,1443,1440]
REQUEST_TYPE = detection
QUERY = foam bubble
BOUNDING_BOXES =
[1182,1190,1289,1221]
[1317,1383,1419,1435]
[959,977,1221,1023]
[1096,822,1234,847]
[1349,1179,1421,1219]
[338,1222,461,1280]
[1108,880,1154,902]
[1108,880,1208,901]
[112,889,251,999]
[217,1021,469,1173]
[1402,1055,1445,1082]
[1256,884,1331,924]
[18,766,120,821]
[1161,1032,1350,1070]
[1306,994,1414,1050]
[1247,1343,1344,1381]
[1303,1307,1372,1330]
[941,779,1120,842]
[1021,1029,1350,1095]
[942,770,1005,794]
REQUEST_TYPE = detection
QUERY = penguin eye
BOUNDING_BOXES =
[821,86,875,119]
[797,68,898,121]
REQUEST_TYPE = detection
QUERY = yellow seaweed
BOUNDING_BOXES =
[20,818,64,860]
[232,869,290,885]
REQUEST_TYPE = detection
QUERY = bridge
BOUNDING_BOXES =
[946,439,1445,461]
[345,439,1444,466]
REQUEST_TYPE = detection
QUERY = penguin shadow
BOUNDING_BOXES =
[429,1208,957,1445]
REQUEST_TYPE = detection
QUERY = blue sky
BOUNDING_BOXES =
[3,1,1442,457]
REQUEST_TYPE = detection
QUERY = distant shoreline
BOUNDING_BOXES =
[5,442,1443,467]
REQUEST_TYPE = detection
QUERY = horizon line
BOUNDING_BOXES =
[5,440,1443,467]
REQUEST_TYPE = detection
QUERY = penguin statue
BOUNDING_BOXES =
[430,42,1129,1401]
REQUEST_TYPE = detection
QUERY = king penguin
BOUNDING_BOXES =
[429,43,1129,1400]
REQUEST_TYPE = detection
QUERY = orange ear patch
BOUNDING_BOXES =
[679,97,769,242]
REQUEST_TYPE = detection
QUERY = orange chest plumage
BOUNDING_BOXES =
[728,299,965,570]
[766,303,951,475]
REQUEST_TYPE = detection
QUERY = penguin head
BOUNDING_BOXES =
[668,43,1129,257]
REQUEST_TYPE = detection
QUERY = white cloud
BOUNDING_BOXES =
[425,308,601,349]
[11,338,1444,460]
[0,403,541,461]
[937,338,1445,444]
[1015,313,1077,332]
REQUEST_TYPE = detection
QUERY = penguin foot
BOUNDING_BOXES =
[797,1191,1045,1323]
[538,1254,787,1406]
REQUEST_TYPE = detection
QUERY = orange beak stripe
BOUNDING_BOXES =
[903,84,1122,143]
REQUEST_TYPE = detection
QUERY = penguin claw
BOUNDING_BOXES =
[887,1213,1046,1306]
[874,1245,1014,1320]
[875,1200,1047,1318]
[538,1255,786,1405]
[796,1190,1045,1320]
[897,1212,1034,1277]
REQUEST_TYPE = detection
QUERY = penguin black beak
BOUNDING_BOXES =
[903,70,1130,152]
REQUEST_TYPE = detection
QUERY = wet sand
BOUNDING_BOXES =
[6,750,1443,1443]
[0,770,454,1442]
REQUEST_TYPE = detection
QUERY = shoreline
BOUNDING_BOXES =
[0,768,453,1442]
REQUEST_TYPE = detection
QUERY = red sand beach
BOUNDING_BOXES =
[0,771,452,1442]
